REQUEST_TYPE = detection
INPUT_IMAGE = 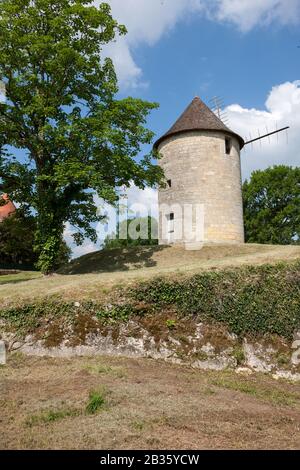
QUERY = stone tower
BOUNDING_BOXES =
[154,97,245,246]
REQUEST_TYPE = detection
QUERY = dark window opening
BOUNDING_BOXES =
[225,137,232,155]
[167,179,172,188]
[166,213,174,235]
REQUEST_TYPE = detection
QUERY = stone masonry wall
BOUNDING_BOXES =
[158,130,245,245]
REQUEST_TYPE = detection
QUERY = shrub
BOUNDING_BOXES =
[132,262,300,340]
[85,389,106,415]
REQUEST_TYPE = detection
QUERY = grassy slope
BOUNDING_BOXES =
[0,271,42,285]
[1,243,300,307]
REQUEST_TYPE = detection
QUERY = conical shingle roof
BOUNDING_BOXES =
[154,96,244,149]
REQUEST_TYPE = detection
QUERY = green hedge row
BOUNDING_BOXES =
[132,262,300,339]
[0,300,142,336]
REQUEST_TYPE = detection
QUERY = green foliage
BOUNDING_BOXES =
[132,262,300,339]
[0,212,37,267]
[276,353,290,366]
[0,300,141,336]
[85,389,106,415]
[0,211,70,269]
[103,216,158,250]
[0,0,163,273]
[95,304,137,323]
[243,166,300,244]
[0,300,73,335]
[166,319,176,330]
[232,346,246,365]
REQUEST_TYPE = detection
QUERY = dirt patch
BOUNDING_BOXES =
[1,354,300,450]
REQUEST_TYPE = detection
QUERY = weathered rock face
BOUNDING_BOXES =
[2,320,300,381]
[158,131,244,245]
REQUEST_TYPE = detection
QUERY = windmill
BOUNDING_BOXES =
[243,126,290,147]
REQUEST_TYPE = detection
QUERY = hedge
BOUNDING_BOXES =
[132,262,300,339]
[1,261,300,340]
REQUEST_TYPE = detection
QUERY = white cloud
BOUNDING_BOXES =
[126,184,158,218]
[95,0,300,89]
[103,39,145,90]
[98,0,205,89]
[213,0,300,32]
[226,80,300,178]
[107,0,203,46]
[63,222,99,259]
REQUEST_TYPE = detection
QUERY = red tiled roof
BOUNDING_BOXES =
[154,96,244,149]
[0,194,16,221]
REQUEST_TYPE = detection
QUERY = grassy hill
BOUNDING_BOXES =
[59,243,300,275]
[1,243,300,307]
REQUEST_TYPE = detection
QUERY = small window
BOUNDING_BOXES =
[167,179,172,188]
[167,213,174,234]
[225,137,232,155]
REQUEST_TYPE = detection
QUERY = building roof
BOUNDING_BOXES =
[153,96,244,149]
[0,194,16,222]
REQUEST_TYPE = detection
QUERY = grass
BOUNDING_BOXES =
[83,364,126,378]
[59,244,300,276]
[166,319,177,329]
[1,243,300,307]
[26,388,108,426]
[209,373,300,406]
[131,420,146,431]
[85,389,106,415]
[2,355,300,450]
[0,271,42,285]
[232,346,246,365]
[26,407,80,427]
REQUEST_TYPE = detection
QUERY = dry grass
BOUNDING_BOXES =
[1,353,300,450]
[1,243,300,307]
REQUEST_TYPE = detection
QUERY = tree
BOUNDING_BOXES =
[0,1,163,273]
[103,216,158,250]
[0,210,71,268]
[243,165,300,244]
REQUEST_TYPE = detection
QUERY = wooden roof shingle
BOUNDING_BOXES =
[154,96,244,149]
